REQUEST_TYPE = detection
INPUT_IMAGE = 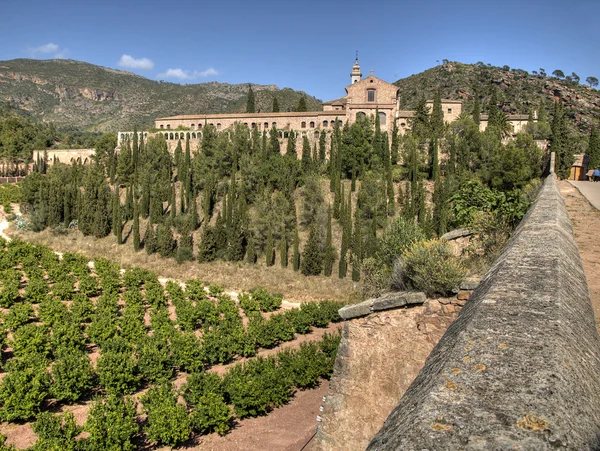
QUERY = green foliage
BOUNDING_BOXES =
[4,302,33,330]
[137,335,174,384]
[400,239,466,297]
[141,384,191,447]
[301,223,323,276]
[32,412,80,451]
[190,392,233,436]
[0,360,50,421]
[49,348,94,403]
[96,338,141,394]
[84,394,139,451]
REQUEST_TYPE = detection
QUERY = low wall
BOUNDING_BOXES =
[368,174,600,450]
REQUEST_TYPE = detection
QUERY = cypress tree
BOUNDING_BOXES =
[292,221,300,271]
[301,135,312,173]
[246,232,256,264]
[301,222,323,276]
[197,226,217,262]
[268,125,280,154]
[246,85,255,113]
[432,175,449,236]
[133,201,140,251]
[174,140,183,175]
[279,234,288,268]
[272,97,279,113]
[170,183,176,219]
[131,127,139,174]
[117,138,133,185]
[391,119,399,165]
[351,213,362,282]
[144,222,156,255]
[125,185,133,221]
[588,127,600,169]
[140,178,150,218]
[473,92,481,124]
[386,167,395,216]
[184,141,191,208]
[296,96,307,112]
[286,131,296,158]
[319,131,326,163]
[156,224,175,257]
[324,206,334,276]
[177,222,194,263]
[265,228,275,266]
[190,191,199,231]
[430,90,444,137]
[214,211,227,254]
[488,88,500,128]
[149,192,163,224]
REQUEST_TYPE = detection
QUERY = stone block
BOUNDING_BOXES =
[370,292,426,312]
[457,290,471,300]
[338,301,372,320]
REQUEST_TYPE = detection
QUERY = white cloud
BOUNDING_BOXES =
[33,43,59,54]
[118,54,154,70]
[30,43,68,59]
[157,67,219,81]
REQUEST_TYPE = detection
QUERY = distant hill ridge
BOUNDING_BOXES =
[394,61,600,131]
[0,59,322,132]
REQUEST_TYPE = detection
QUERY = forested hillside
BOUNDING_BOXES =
[0,59,322,132]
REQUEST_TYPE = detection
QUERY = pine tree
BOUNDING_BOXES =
[272,97,279,113]
[296,96,307,112]
[133,201,140,251]
[324,206,334,276]
[246,85,255,113]
[292,221,300,271]
[301,223,323,276]
[265,228,275,266]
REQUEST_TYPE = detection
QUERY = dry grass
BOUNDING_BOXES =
[11,225,357,303]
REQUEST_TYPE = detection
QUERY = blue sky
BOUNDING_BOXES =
[1,0,599,101]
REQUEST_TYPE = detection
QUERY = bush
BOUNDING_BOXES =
[377,216,424,267]
[84,394,138,451]
[171,331,204,373]
[4,302,33,330]
[31,412,80,451]
[24,277,49,303]
[181,371,224,407]
[0,363,50,421]
[141,384,191,447]
[400,239,466,297]
[96,339,141,394]
[191,393,232,436]
[137,335,173,384]
[49,348,95,403]
[249,288,282,312]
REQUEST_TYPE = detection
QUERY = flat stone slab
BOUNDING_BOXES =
[459,277,481,290]
[339,292,426,320]
[441,228,472,241]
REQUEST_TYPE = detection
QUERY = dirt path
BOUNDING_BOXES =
[559,181,600,328]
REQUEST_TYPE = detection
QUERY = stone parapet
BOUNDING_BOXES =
[367,174,600,450]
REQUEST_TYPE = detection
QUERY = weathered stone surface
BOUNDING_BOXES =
[370,291,426,311]
[441,227,472,241]
[456,289,471,300]
[314,306,459,451]
[338,301,372,320]
[338,292,426,320]
[368,174,600,450]
[460,277,481,290]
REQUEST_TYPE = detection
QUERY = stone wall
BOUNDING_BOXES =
[367,174,600,450]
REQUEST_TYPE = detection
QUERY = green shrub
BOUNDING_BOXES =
[84,394,138,451]
[4,302,33,330]
[137,335,173,384]
[0,362,50,421]
[24,277,49,303]
[70,293,94,324]
[190,393,232,436]
[401,239,466,297]
[38,296,69,327]
[78,274,98,298]
[181,371,224,407]
[50,348,95,403]
[170,331,204,373]
[31,412,80,451]
[10,324,51,361]
[96,339,140,394]
[141,384,191,447]
[185,279,206,301]
[0,270,20,308]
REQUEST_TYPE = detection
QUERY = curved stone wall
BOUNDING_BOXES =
[368,174,600,450]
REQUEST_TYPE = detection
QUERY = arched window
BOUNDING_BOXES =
[379,112,387,125]
[217,123,222,130]
[356,112,366,120]
[264,122,269,129]
[272,122,277,128]
[175,132,179,140]
[198,124,203,130]
[252,122,256,129]
[160,124,164,129]
[191,123,195,129]
[309,121,315,128]
[192,133,196,139]
[323,120,329,127]
[166,124,171,129]
[301,122,306,128]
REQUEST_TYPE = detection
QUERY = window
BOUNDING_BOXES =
[252,123,256,129]
[356,112,366,120]
[272,122,277,128]
[309,121,315,128]
[301,122,306,128]
[264,122,269,129]
[217,123,221,130]
[447,108,452,114]
[379,112,386,125]
[191,123,195,129]
[400,122,406,127]
[367,90,375,102]
[323,120,329,127]
[166,124,171,129]
[160,124,164,129]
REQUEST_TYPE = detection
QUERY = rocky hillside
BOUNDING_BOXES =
[395,62,600,131]
[0,59,322,132]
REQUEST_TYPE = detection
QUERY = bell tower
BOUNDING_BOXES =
[350,52,362,84]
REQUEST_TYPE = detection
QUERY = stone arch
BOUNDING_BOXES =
[191,123,195,129]
[192,132,196,139]
[264,122,269,129]
[309,121,315,128]
[186,132,191,139]
[251,122,256,129]
[278,131,284,138]
[170,133,174,140]
[217,123,222,130]
[323,120,329,128]
[379,112,387,125]
[356,111,366,120]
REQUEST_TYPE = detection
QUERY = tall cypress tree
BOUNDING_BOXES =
[265,227,275,266]
[286,131,296,158]
[301,135,312,173]
[292,220,300,271]
[301,222,323,276]
[391,119,399,165]
[246,85,255,113]
[115,198,123,245]
[430,90,444,137]
[472,92,481,125]
[324,206,334,276]
[272,97,279,113]
[133,200,140,251]
[351,213,362,282]
[296,96,307,112]
[279,234,288,268]
[170,183,176,219]
[246,232,256,264]
[319,131,326,163]
[174,140,183,175]
[131,127,139,174]
[144,222,156,255]
[269,125,280,154]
